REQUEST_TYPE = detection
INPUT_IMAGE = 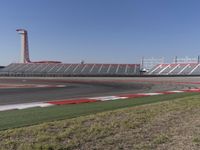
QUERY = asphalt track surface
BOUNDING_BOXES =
[0,77,200,105]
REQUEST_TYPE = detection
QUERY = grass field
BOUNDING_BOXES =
[1,92,200,149]
[0,92,198,131]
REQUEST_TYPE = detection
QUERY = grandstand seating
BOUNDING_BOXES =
[148,63,200,75]
[0,63,141,77]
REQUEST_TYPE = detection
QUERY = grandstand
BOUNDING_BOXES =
[0,63,141,77]
[0,29,142,77]
[148,63,200,75]
[3,29,200,77]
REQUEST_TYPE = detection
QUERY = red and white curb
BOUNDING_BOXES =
[0,89,200,112]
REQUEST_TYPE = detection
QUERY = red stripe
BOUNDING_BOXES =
[182,89,200,92]
[47,99,98,105]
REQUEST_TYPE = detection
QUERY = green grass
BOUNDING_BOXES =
[0,92,199,130]
[1,93,200,149]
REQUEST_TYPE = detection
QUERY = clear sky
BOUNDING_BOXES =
[0,0,200,65]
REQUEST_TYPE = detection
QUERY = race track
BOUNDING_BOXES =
[0,77,200,105]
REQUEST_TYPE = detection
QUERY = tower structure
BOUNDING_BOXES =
[16,29,31,63]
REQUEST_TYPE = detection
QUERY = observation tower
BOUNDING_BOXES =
[16,29,61,64]
[16,29,31,63]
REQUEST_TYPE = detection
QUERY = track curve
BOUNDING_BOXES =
[0,77,199,105]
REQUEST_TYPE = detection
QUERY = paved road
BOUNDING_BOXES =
[0,77,198,105]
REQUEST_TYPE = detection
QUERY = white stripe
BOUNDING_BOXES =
[36,85,66,88]
[167,90,184,93]
[89,96,127,101]
[38,103,54,107]
[178,64,190,75]
[138,93,163,96]
[148,64,162,75]
[158,64,170,75]
[167,64,180,75]
[189,64,200,75]
[0,102,54,111]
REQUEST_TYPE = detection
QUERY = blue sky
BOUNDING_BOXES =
[0,0,200,65]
